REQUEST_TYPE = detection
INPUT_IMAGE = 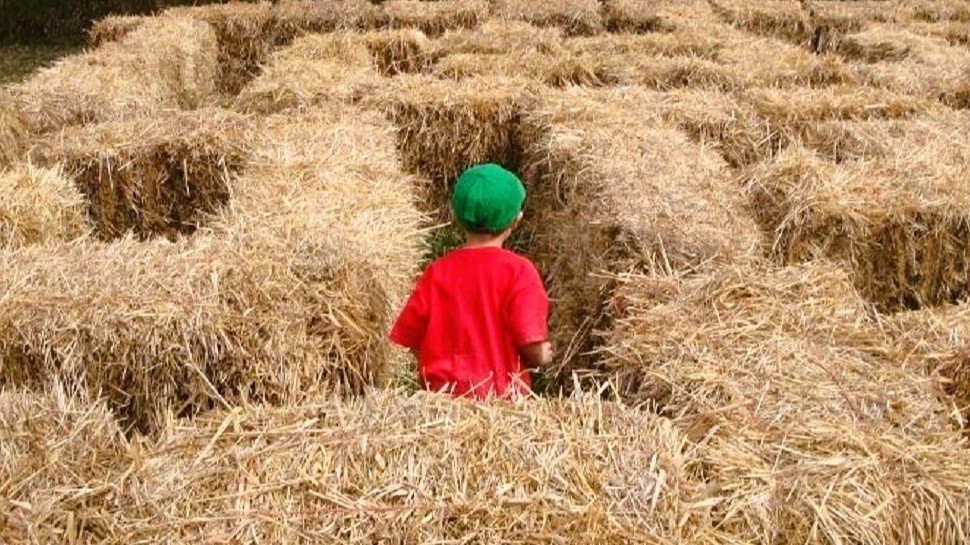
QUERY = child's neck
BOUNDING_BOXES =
[464,231,509,249]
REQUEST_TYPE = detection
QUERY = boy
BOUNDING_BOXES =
[390,163,552,399]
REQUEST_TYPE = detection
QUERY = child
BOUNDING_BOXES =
[390,163,552,399]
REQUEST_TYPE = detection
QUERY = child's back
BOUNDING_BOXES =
[390,163,551,399]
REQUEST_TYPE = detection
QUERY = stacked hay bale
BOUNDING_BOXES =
[366,75,534,209]
[743,109,970,310]
[0,165,91,250]
[0,389,130,545]
[883,305,970,429]
[273,0,381,34]
[490,0,604,36]
[14,17,219,134]
[164,2,292,95]
[33,109,247,241]
[600,262,970,544]
[88,14,147,46]
[0,92,30,168]
[0,106,423,434]
[602,0,676,33]
[116,391,698,544]
[838,26,970,108]
[378,0,489,37]
[234,32,383,114]
[520,87,762,381]
[711,0,816,45]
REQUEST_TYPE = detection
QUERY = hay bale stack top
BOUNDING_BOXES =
[0,165,91,250]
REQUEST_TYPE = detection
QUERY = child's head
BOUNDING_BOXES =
[451,163,526,238]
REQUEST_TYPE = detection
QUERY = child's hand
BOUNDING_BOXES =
[521,341,553,369]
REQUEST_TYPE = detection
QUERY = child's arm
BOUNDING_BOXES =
[519,341,553,369]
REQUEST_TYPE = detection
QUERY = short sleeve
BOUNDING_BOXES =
[506,261,549,348]
[390,270,431,350]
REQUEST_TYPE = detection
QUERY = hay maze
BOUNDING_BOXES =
[2,0,970,543]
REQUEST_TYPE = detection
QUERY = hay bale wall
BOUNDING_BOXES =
[0,106,422,434]
[14,16,219,134]
[274,0,380,34]
[0,389,130,545]
[88,14,147,46]
[379,0,489,37]
[117,392,695,544]
[491,0,603,36]
[234,32,382,114]
[520,87,762,382]
[744,111,970,310]
[600,262,970,544]
[33,109,247,241]
[0,164,91,250]
[0,92,30,169]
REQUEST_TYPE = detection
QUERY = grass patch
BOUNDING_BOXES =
[0,43,83,85]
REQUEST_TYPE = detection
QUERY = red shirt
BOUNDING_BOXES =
[390,247,549,399]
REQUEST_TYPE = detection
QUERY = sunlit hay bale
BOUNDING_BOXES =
[884,306,970,428]
[0,164,91,250]
[431,51,620,89]
[520,87,762,379]
[234,32,381,114]
[733,85,931,163]
[491,0,604,36]
[0,108,423,435]
[432,20,564,58]
[566,31,725,60]
[603,260,951,428]
[654,89,765,168]
[710,0,816,45]
[0,92,30,168]
[88,14,147,46]
[911,20,970,46]
[696,418,970,545]
[611,54,740,91]
[717,32,856,88]
[599,262,970,545]
[117,391,697,544]
[744,118,970,311]
[32,109,248,241]
[361,28,433,75]
[378,0,489,38]
[165,2,291,95]
[602,0,674,33]
[0,389,130,545]
[15,17,219,135]
[840,27,970,108]
[274,0,381,34]
[813,0,911,26]
[365,75,534,208]
[913,0,970,23]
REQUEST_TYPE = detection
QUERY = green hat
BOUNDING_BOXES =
[452,163,526,234]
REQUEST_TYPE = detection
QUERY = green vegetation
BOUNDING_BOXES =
[0,43,83,85]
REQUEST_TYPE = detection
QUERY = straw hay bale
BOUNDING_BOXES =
[567,31,725,60]
[884,305,970,428]
[88,14,147,47]
[520,87,761,378]
[379,0,489,37]
[273,0,380,34]
[0,92,30,168]
[911,20,970,46]
[913,0,970,23]
[744,114,970,310]
[362,28,434,75]
[717,31,856,88]
[431,51,622,88]
[15,17,219,134]
[0,389,130,545]
[235,33,382,114]
[491,0,604,36]
[0,164,91,250]
[601,262,970,545]
[366,75,534,205]
[734,85,931,163]
[840,27,970,108]
[165,2,292,94]
[813,0,911,26]
[602,0,675,33]
[711,0,816,45]
[432,20,564,57]
[33,109,248,241]
[0,107,422,434]
[118,391,695,544]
